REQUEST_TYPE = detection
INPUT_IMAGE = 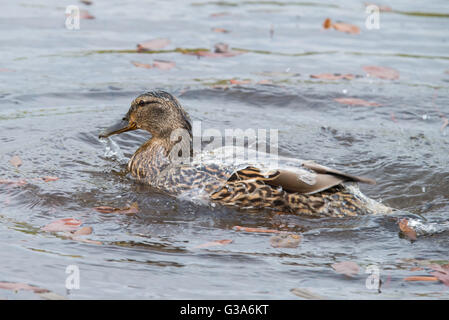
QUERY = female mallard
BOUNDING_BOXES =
[99,90,391,217]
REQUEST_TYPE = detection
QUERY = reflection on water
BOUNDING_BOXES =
[0,0,448,299]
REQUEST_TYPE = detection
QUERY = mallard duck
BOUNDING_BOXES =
[99,90,391,217]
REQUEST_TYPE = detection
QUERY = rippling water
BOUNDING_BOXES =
[1,0,448,299]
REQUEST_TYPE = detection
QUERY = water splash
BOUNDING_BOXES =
[100,137,128,165]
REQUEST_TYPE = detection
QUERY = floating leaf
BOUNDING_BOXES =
[195,239,232,248]
[270,234,301,248]
[0,68,14,72]
[41,176,59,182]
[9,155,22,168]
[429,264,449,286]
[233,226,281,234]
[323,18,360,34]
[137,38,170,52]
[93,202,139,215]
[41,218,82,232]
[363,65,399,80]
[210,12,230,18]
[331,261,360,277]
[0,179,27,187]
[310,73,355,80]
[403,276,439,282]
[0,282,49,294]
[131,61,153,69]
[229,79,251,85]
[212,27,230,33]
[186,43,243,58]
[332,22,360,34]
[80,9,95,19]
[398,218,417,241]
[72,226,93,236]
[290,288,326,300]
[80,0,92,5]
[153,60,175,70]
[323,18,332,29]
[334,97,380,107]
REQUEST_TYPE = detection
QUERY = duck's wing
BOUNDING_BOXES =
[230,161,375,195]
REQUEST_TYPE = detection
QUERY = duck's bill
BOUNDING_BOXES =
[99,120,137,139]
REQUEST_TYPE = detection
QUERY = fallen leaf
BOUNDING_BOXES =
[332,22,360,34]
[72,226,92,236]
[331,261,360,277]
[210,12,230,18]
[334,97,381,107]
[398,218,417,241]
[229,79,251,85]
[131,61,153,69]
[185,42,244,58]
[403,276,439,282]
[152,59,175,70]
[137,38,170,52]
[41,176,59,182]
[363,65,399,80]
[80,9,95,19]
[323,18,332,29]
[41,218,82,232]
[9,155,22,168]
[233,226,282,234]
[290,288,326,300]
[270,234,301,248]
[323,18,360,34]
[80,0,92,5]
[429,264,449,286]
[0,282,49,294]
[0,179,27,187]
[93,202,139,214]
[310,73,355,80]
[257,79,272,84]
[212,27,230,33]
[195,239,233,248]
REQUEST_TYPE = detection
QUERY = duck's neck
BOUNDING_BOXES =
[128,133,193,182]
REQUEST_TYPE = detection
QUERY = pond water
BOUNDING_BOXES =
[0,0,448,299]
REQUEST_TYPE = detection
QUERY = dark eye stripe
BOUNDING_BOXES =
[138,100,159,106]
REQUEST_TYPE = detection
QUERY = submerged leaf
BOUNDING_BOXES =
[137,38,170,52]
[152,60,175,70]
[363,65,400,80]
[403,276,439,282]
[331,261,360,277]
[0,282,49,294]
[233,226,281,234]
[332,22,360,34]
[9,155,22,168]
[310,73,355,80]
[334,97,380,107]
[212,27,230,33]
[229,79,251,85]
[41,218,82,232]
[131,61,153,69]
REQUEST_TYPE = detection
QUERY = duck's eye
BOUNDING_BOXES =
[138,100,146,106]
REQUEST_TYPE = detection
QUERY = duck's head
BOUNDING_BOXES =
[99,91,192,140]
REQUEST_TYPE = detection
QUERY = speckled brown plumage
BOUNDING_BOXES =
[100,90,391,217]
